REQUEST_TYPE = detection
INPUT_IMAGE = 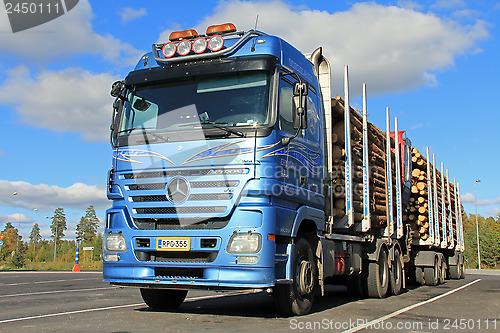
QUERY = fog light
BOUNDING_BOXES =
[162,42,176,58]
[208,35,224,52]
[177,40,191,56]
[105,254,119,262]
[192,37,207,54]
[237,256,259,264]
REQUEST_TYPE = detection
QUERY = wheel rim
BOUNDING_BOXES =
[380,252,388,288]
[434,259,439,282]
[297,259,314,296]
[394,254,401,286]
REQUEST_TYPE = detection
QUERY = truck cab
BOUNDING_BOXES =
[105,24,325,314]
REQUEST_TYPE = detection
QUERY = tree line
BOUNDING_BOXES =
[0,205,103,268]
[463,212,500,269]
[1,206,499,270]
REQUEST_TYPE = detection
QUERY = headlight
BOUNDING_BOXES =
[106,233,127,252]
[227,232,261,254]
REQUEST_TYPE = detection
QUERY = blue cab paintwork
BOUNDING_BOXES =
[104,32,325,289]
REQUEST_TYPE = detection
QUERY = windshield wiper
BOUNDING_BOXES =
[117,127,168,142]
[200,121,244,137]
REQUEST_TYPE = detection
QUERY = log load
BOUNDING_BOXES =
[403,148,459,242]
[330,96,397,230]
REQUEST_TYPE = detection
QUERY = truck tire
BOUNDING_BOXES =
[449,265,460,279]
[423,258,438,286]
[367,248,389,298]
[274,237,317,316]
[140,288,188,310]
[439,260,446,284]
[389,248,403,295]
[415,266,424,285]
[459,254,465,279]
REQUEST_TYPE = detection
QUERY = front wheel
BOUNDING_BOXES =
[274,237,317,316]
[140,288,188,310]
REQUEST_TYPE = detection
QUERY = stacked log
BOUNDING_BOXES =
[405,148,431,240]
[330,96,396,228]
[404,148,460,243]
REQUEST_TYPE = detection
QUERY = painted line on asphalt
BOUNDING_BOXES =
[0,286,116,298]
[3,277,101,286]
[0,291,253,324]
[342,279,482,333]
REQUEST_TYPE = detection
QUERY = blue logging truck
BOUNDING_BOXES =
[104,23,465,315]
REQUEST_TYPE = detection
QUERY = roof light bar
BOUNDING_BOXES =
[206,23,237,36]
[169,29,198,41]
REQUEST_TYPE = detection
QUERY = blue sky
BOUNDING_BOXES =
[0,0,499,241]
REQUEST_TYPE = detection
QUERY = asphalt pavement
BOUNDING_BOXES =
[0,270,498,332]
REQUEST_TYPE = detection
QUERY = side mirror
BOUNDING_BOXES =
[292,82,308,129]
[110,81,126,98]
[133,98,151,112]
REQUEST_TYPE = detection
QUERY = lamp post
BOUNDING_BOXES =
[474,180,481,270]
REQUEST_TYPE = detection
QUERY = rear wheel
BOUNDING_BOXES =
[367,248,389,298]
[439,259,446,284]
[459,255,465,279]
[424,258,439,286]
[415,266,425,285]
[140,288,188,310]
[449,265,460,279]
[390,248,403,295]
[274,237,317,316]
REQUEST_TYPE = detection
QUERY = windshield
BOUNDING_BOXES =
[118,72,271,138]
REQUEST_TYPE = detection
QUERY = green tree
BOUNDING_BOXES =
[50,208,67,241]
[76,205,100,246]
[463,212,500,269]
[29,223,42,250]
[50,208,67,261]
[11,241,26,268]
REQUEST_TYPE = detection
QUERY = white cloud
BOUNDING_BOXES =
[0,180,108,212]
[0,66,117,142]
[119,7,147,24]
[486,207,500,217]
[477,197,500,206]
[396,0,423,11]
[0,0,142,64]
[158,0,489,96]
[460,193,500,206]
[461,192,475,203]
[0,213,34,224]
[431,0,466,10]
[410,123,424,130]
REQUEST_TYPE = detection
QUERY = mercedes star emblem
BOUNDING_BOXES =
[166,177,190,204]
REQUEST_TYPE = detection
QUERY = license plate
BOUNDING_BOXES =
[156,237,190,251]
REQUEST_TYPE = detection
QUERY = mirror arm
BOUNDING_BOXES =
[281,110,303,146]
